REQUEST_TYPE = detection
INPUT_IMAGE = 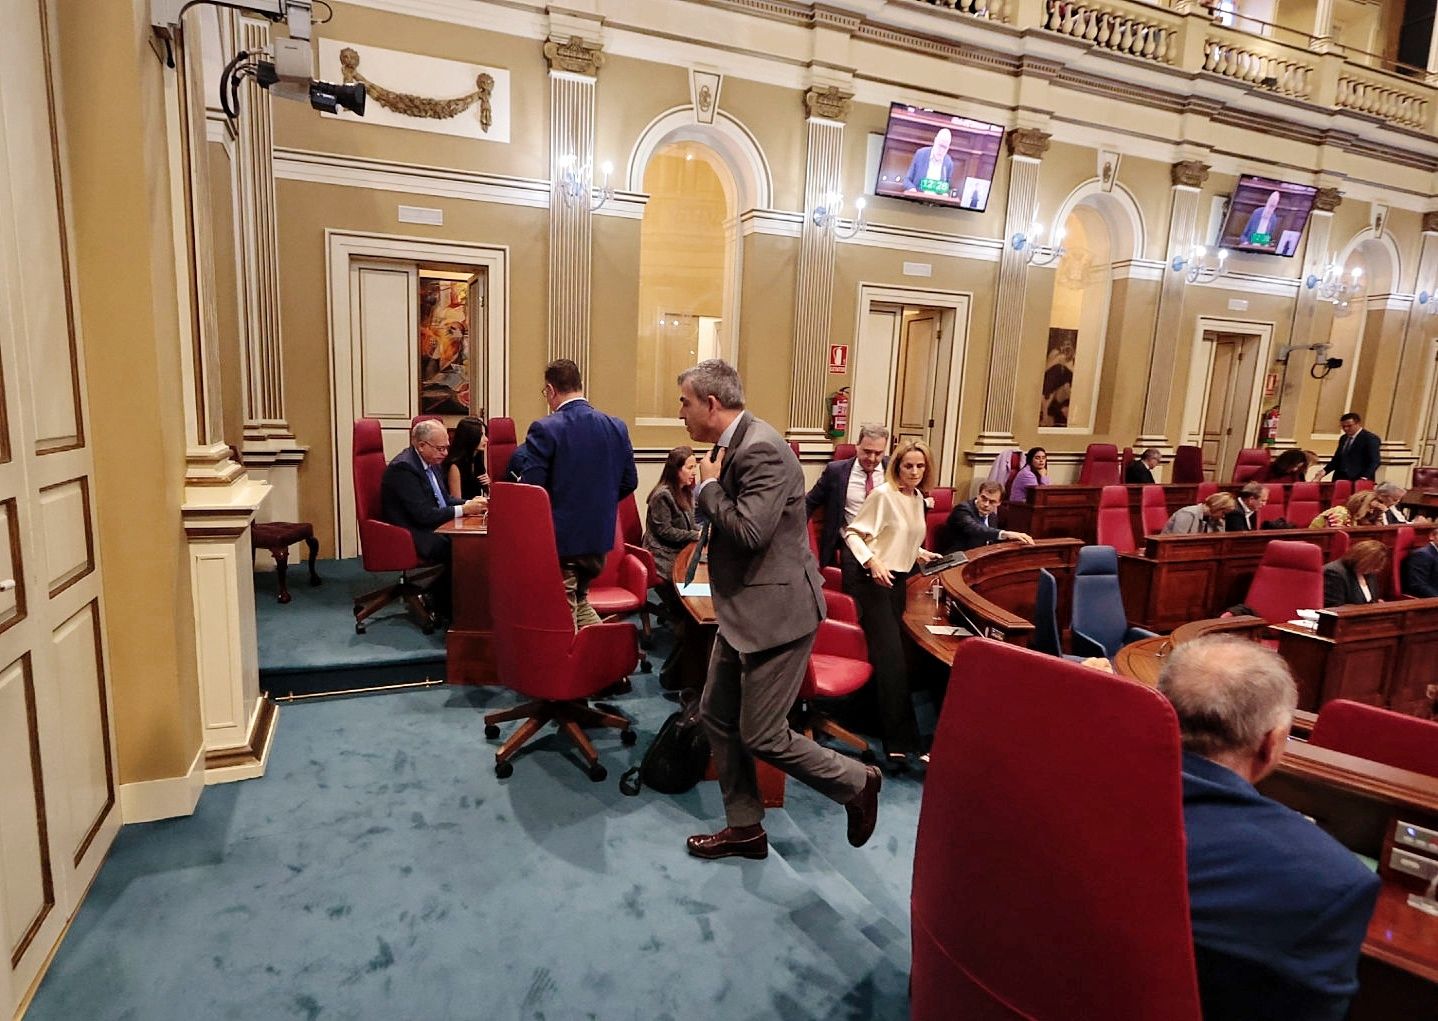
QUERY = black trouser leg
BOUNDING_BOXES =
[851,569,918,755]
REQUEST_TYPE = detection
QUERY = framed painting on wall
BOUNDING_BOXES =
[418,276,471,415]
[1040,327,1077,427]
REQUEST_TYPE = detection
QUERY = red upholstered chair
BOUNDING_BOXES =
[1231,447,1271,483]
[1140,485,1168,535]
[351,419,439,634]
[1354,479,1374,493]
[1413,465,1438,490]
[588,521,653,660]
[1258,496,1287,527]
[1172,445,1205,484]
[482,482,638,780]
[1331,479,1352,505]
[789,440,801,459]
[1287,481,1321,525]
[1097,485,1137,552]
[793,590,876,763]
[618,492,662,605]
[832,442,857,462]
[410,413,443,428]
[1000,449,1023,500]
[912,640,1200,1021]
[1329,529,1350,559]
[1120,445,1134,476]
[821,566,843,591]
[1196,481,1218,502]
[924,488,954,551]
[1390,525,1416,599]
[486,417,516,482]
[1243,540,1324,622]
[1310,699,1438,778]
[1078,443,1121,485]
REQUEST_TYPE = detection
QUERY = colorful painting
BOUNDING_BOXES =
[419,277,471,415]
[1040,327,1077,427]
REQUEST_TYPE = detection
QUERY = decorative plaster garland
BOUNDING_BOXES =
[339,47,493,131]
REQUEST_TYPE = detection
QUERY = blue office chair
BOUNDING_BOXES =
[1070,546,1156,660]
[1029,569,1086,661]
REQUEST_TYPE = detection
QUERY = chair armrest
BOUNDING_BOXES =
[617,551,648,597]
[1070,629,1108,659]
[624,542,660,588]
[1123,626,1158,646]
[814,618,867,660]
[569,621,640,688]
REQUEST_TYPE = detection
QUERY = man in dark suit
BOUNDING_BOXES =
[944,481,1033,553]
[1375,481,1410,525]
[1402,534,1438,597]
[1322,412,1381,482]
[1125,448,1161,485]
[1224,482,1268,532]
[1159,637,1379,1021]
[380,420,489,617]
[516,359,637,628]
[805,423,888,586]
[677,359,879,862]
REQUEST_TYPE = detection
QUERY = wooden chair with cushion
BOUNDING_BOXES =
[251,521,320,604]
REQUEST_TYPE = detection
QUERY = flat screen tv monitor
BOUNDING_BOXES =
[1217,175,1318,257]
[873,103,1004,212]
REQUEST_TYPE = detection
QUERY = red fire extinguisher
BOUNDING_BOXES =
[828,387,850,439]
[1258,406,1280,446]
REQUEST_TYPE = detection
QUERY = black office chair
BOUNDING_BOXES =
[1030,568,1085,662]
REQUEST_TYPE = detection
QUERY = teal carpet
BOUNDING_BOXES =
[27,629,921,1019]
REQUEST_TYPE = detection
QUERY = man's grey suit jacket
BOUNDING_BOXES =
[697,413,826,655]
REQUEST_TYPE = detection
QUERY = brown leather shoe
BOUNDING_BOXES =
[686,825,768,861]
[845,765,882,848]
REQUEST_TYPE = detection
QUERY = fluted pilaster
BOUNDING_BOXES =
[546,37,602,368]
[1278,198,1339,442]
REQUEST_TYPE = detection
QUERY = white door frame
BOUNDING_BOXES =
[326,230,509,557]
[851,284,971,486]
[1179,317,1276,470]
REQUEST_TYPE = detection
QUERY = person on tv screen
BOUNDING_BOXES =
[1242,190,1282,248]
[902,127,954,198]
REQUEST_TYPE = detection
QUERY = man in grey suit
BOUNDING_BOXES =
[677,359,880,861]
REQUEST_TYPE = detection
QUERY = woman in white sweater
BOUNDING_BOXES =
[842,438,940,768]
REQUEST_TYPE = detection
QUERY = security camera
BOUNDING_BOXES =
[1325,357,1344,370]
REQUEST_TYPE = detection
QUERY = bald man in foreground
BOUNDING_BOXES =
[1158,637,1379,1021]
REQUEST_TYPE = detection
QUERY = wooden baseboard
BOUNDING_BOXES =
[204,697,278,783]
[118,746,205,824]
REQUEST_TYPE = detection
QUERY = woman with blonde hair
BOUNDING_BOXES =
[842,438,941,768]
[1310,490,1382,529]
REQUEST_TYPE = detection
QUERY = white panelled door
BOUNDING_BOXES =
[0,1,119,1014]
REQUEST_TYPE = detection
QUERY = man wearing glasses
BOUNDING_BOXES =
[381,419,489,621]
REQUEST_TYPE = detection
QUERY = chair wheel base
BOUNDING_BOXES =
[639,635,654,651]
[354,622,366,635]
[484,724,500,739]
[860,748,877,765]
[620,728,637,746]
[639,659,652,674]
[495,760,514,779]
[588,763,607,782]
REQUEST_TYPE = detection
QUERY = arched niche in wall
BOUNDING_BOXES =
[1311,229,1402,438]
[1038,181,1146,433]
[626,108,772,423]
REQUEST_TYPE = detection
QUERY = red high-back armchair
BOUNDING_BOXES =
[486,417,517,482]
[1172,445,1204,484]
[1310,699,1438,778]
[1140,484,1168,535]
[912,640,1199,1020]
[588,519,654,662]
[1096,484,1136,552]
[1231,447,1271,484]
[351,419,440,634]
[1244,540,1324,622]
[482,483,639,780]
[1078,443,1121,485]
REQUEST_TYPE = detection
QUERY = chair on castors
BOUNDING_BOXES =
[1030,568,1085,661]
[587,520,654,664]
[1332,479,1352,506]
[912,640,1200,1021]
[486,417,517,481]
[1243,540,1324,622]
[351,419,439,634]
[793,590,876,764]
[1390,525,1416,599]
[483,482,639,781]
[1171,445,1205,484]
[925,488,955,551]
[1196,481,1218,502]
[1078,443,1121,486]
[1354,479,1374,493]
[1097,485,1137,553]
[1286,481,1321,525]
[1310,699,1438,778]
[1070,545,1155,659]
[618,492,664,614]
[1140,485,1168,536]
[1231,447,1271,483]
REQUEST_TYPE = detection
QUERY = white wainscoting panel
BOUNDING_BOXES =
[0,655,51,974]
[37,478,91,596]
[49,602,114,865]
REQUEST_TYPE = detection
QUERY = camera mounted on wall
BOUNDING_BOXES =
[1275,342,1342,380]
[150,0,365,120]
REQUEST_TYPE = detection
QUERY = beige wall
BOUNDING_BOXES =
[208,142,246,454]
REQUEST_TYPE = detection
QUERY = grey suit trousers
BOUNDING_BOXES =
[701,630,867,827]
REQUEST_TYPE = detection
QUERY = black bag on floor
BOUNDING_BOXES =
[619,690,709,796]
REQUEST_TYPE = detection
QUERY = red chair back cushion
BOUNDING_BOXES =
[487,417,517,482]
[832,443,857,462]
[912,640,1199,1021]
[1140,485,1168,535]
[1244,539,1324,622]
[1172,445,1204,484]
[618,492,643,548]
[1286,481,1321,524]
[1354,479,1374,492]
[1414,466,1438,491]
[1096,484,1136,553]
[1391,525,1415,596]
[1310,699,1438,778]
[1196,481,1218,502]
[1231,447,1271,484]
[1331,479,1352,505]
[1078,443,1121,486]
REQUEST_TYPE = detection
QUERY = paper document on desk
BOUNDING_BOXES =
[925,625,972,637]
[677,583,711,598]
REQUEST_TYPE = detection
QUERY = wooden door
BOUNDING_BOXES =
[1199,333,1251,481]
[0,0,119,1013]
[892,312,942,449]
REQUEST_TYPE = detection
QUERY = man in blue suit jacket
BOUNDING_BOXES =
[1159,637,1379,1021]
[805,424,888,583]
[516,359,637,628]
[1402,534,1438,597]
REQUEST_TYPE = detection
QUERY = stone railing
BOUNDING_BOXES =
[1041,0,1177,63]
[1336,69,1429,130]
[917,0,1011,24]
[1202,28,1314,98]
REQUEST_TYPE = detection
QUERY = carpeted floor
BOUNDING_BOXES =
[27,580,923,1020]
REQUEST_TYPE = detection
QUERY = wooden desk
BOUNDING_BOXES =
[437,516,496,686]
[1119,524,1430,633]
[1400,488,1438,518]
[1005,484,1198,545]
[936,538,1084,644]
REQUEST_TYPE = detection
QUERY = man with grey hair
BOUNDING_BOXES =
[677,359,880,861]
[1124,447,1162,485]
[1158,636,1379,1021]
[806,422,889,582]
[381,420,489,620]
[1374,480,1408,525]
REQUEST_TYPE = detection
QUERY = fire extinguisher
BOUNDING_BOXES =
[827,387,850,439]
[1259,406,1280,446]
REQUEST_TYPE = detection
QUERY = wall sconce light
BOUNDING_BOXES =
[556,154,614,212]
[1010,222,1066,267]
[1170,244,1229,283]
[811,192,866,239]
[1305,261,1364,317]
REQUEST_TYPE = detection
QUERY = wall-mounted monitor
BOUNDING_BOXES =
[873,103,1004,212]
[1217,175,1318,257]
